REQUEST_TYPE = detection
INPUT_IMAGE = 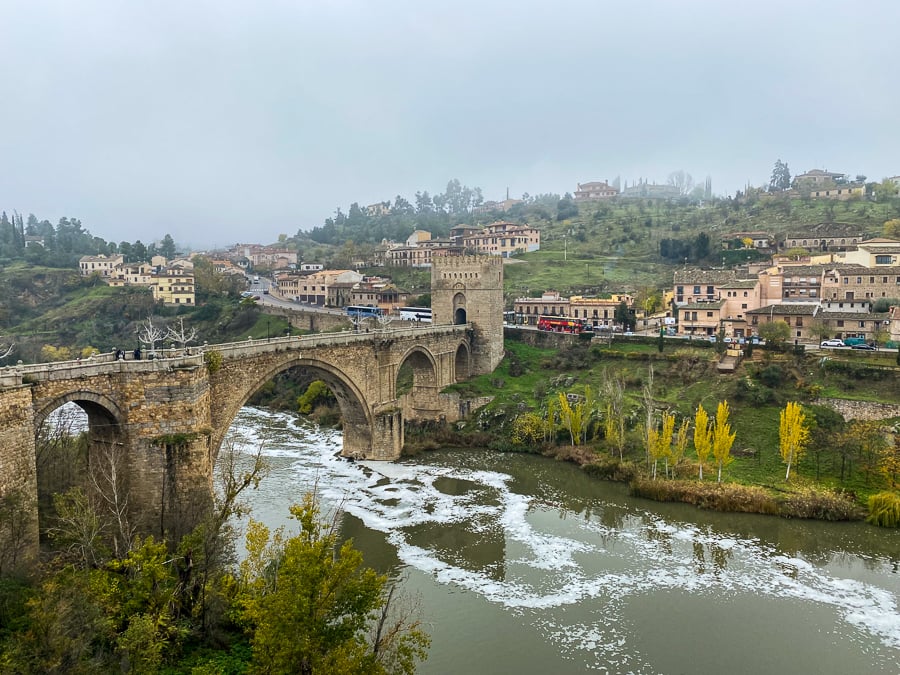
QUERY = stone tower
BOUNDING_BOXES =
[431,255,504,375]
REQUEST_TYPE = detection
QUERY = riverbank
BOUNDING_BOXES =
[402,425,875,524]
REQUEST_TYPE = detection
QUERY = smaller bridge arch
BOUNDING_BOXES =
[34,390,124,431]
[454,342,470,382]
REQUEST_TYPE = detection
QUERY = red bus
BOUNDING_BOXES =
[537,315,591,334]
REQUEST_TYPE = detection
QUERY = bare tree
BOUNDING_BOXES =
[166,317,198,352]
[667,170,694,196]
[376,312,395,330]
[89,438,135,558]
[136,316,165,356]
[183,437,268,631]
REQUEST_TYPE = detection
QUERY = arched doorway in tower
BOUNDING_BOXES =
[452,292,467,325]
[33,396,126,552]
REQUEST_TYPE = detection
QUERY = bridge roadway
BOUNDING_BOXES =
[0,323,476,562]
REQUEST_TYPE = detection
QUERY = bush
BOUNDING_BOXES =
[778,488,863,521]
[867,492,900,528]
[204,349,223,374]
[630,479,780,515]
[582,457,637,482]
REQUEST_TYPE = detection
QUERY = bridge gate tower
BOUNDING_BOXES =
[431,255,504,375]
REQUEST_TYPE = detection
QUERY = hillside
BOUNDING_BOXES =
[300,191,900,300]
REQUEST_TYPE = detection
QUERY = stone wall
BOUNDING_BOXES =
[815,397,900,422]
[260,304,350,333]
[0,386,39,572]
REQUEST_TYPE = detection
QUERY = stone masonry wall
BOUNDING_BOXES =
[815,397,900,422]
[0,386,39,571]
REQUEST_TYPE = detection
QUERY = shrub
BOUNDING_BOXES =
[582,457,637,482]
[204,349,223,374]
[630,479,780,515]
[778,488,863,521]
[867,492,900,528]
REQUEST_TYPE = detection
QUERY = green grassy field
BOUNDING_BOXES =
[449,335,900,503]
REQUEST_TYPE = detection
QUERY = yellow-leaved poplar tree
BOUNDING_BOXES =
[670,418,691,478]
[711,400,736,483]
[779,401,810,481]
[693,404,713,480]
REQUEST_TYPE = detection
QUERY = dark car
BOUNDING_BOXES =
[851,344,877,351]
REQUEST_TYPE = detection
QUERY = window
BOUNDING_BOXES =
[795,317,803,326]
[741,303,747,309]
[875,255,892,265]
[837,320,844,327]
[694,286,701,294]
[859,321,865,329]
[707,311,713,318]
[743,291,748,297]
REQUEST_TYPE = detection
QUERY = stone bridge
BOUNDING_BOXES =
[0,255,504,570]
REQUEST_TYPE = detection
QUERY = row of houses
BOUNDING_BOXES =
[512,291,635,329]
[672,238,900,343]
[79,254,196,306]
[377,221,541,267]
[271,269,410,311]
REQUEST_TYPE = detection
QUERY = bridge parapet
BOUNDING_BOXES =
[0,324,471,387]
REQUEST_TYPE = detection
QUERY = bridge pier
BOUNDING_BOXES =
[0,386,40,574]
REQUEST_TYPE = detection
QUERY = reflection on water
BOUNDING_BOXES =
[227,407,900,675]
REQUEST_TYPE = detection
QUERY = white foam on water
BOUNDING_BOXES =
[227,407,900,669]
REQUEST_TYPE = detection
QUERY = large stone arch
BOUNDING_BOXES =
[212,356,373,460]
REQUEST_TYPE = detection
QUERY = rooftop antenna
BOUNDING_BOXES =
[506,187,509,200]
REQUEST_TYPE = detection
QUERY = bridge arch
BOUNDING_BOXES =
[212,355,374,461]
[454,342,470,382]
[396,346,438,391]
[34,390,123,431]
[32,391,127,542]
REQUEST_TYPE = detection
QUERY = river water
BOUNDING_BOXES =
[226,406,900,675]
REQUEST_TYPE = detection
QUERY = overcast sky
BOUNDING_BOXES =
[2,1,898,249]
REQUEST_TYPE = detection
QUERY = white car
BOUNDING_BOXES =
[820,339,844,347]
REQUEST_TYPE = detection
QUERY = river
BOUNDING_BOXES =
[227,406,900,675]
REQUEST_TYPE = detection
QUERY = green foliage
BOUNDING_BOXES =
[238,494,430,674]
[204,349,223,374]
[297,380,336,415]
[867,492,900,527]
[757,320,791,345]
[511,412,545,447]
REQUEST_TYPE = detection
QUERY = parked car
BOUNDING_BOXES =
[820,339,845,347]
[851,344,877,351]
